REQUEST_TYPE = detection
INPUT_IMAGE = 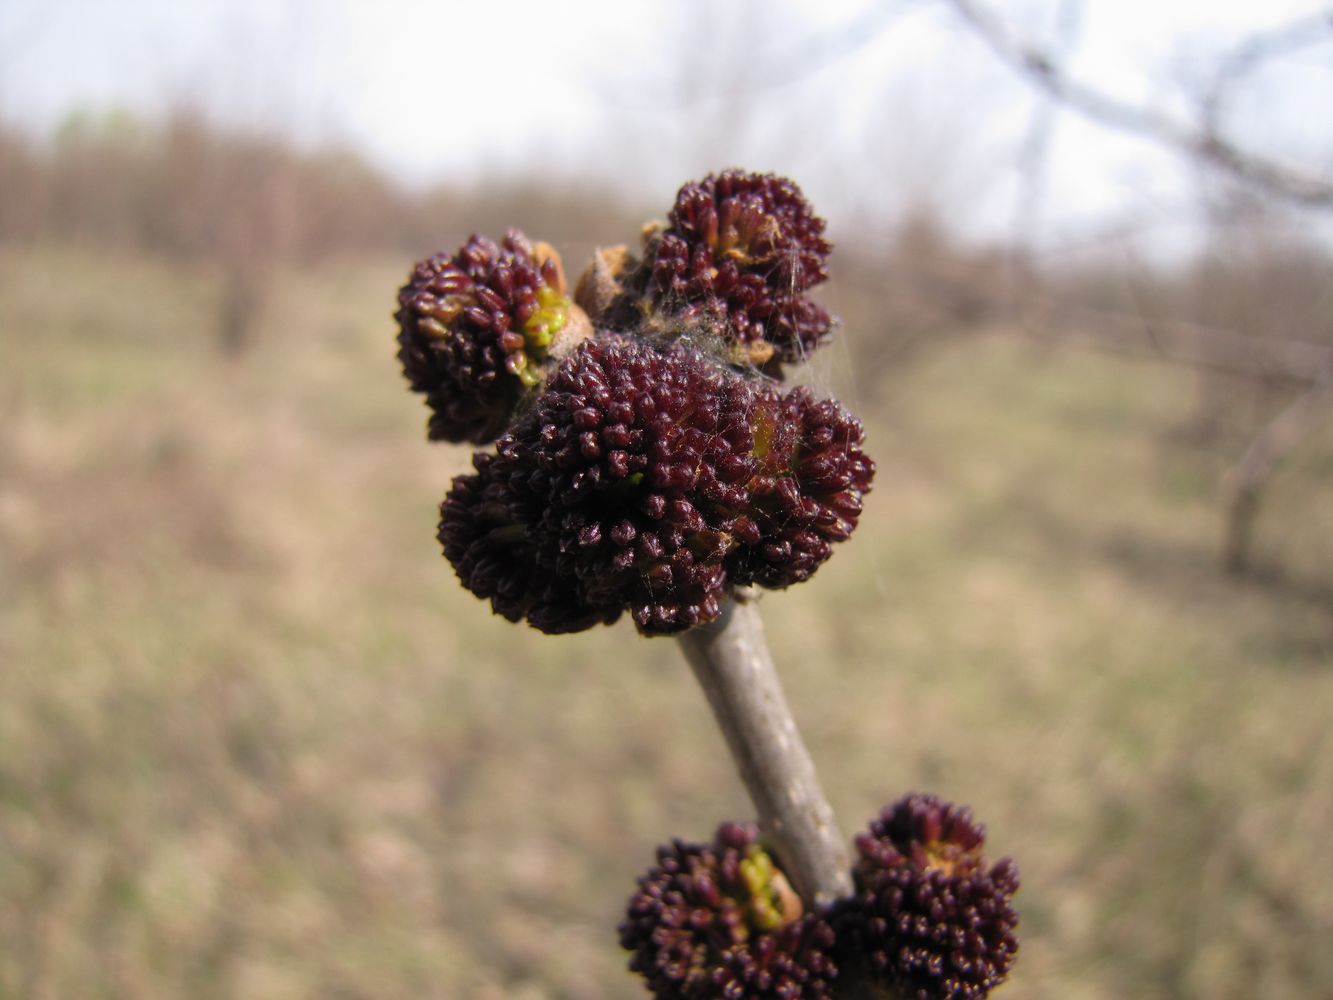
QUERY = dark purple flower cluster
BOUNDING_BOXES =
[730,387,876,590]
[610,170,834,368]
[845,794,1020,1000]
[623,797,1018,999]
[619,822,839,1000]
[396,229,575,443]
[437,336,874,636]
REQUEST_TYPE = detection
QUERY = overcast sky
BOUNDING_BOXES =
[2,0,1330,253]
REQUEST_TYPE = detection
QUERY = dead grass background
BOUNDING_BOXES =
[2,227,1331,999]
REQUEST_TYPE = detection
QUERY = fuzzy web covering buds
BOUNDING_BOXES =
[607,170,834,369]
[619,822,839,1000]
[395,228,575,443]
[842,794,1020,1000]
[437,336,874,636]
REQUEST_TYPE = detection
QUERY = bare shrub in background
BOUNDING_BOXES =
[0,106,641,358]
[159,111,294,354]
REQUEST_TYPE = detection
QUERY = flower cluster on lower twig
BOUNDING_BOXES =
[619,822,840,1000]
[622,795,1019,1000]
[843,795,1021,1000]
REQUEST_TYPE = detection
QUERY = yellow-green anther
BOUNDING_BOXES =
[516,363,542,388]
[522,286,570,354]
[749,894,784,932]
[735,846,798,932]
[739,860,786,930]
[739,856,765,897]
[739,846,776,897]
[503,349,544,388]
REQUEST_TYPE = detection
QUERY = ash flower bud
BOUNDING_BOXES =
[609,170,834,368]
[842,794,1020,1000]
[619,823,839,1000]
[437,452,621,634]
[436,337,875,636]
[729,386,875,590]
[395,229,589,443]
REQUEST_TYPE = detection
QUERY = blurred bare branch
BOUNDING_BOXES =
[948,0,1333,208]
[1202,10,1333,134]
[940,0,1333,572]
[682,0,923,101]
[1010,0,1083,305]
[604,0,923,108]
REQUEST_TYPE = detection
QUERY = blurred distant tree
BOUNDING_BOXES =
[948,0,1333,573]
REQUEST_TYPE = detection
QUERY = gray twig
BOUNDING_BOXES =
[677,597,853,907]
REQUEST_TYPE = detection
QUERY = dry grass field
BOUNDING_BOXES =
[2,243,1331,999]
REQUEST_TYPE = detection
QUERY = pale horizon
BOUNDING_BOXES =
[2,0,1330,255]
